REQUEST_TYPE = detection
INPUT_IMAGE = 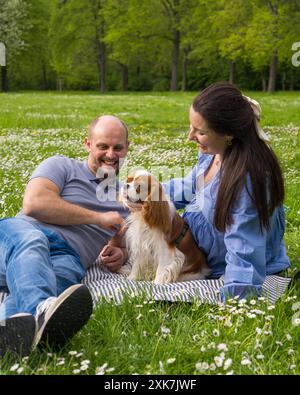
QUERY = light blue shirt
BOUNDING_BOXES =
[164,152,290,301]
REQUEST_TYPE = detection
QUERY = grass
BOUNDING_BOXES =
[0,91,299,375]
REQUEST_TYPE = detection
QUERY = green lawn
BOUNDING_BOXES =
[0,91,299,375]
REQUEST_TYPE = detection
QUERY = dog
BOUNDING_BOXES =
[105,170,210,284]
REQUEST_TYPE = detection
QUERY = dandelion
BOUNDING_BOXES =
[69,351,77,356]
[256,354,265,360]
[241,358,251,366]
[96,363,108,375]
[167,358,176,364]
[193,334,200,342]
[17,367,24,374]
[212,329,220,337]
[207,342,216,349]
[159,361,165,374]
[286,333,292,341]
[226,370,234,375]
[217,343,228,352]
[224,359,233,370]
[255,327,262,335]
[136,314,142,320]
[106,367,115,373]
[250,309,265,315]
[94,351,99,356]
[292,317,300,326]
[76,352,83,358]
[267,305,275,310]
[250,299,257,305]
[275,341,283,347]
[265,315,275,321]
[73,369,81,374]
[195,362,209,371]
[56,360,65,366]
[214,356,224,367]
[80,365,89,371]
[10,364,19,372]
[288,349,295,355]
[161,326,171,335]
[200,345,206,352]
[210,363,216,371]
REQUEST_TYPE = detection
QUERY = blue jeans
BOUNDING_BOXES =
[0,218,86,320]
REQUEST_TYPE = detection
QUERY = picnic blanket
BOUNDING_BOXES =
[0,261,292,307]
[81,261,292,306]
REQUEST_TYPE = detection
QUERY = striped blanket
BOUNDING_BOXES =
[0,261,292,307]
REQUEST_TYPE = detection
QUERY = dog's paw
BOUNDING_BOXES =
[154,268,175,284]
[118,264,132,277]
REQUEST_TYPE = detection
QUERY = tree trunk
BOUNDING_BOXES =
[182,48,188,91]
[170,29,180,91]
[289,70,294,91]
[121,64,128,91]
[99,40,106,93]
[262,76,267,92]
[95,24,106,93]
[41,62,48,90]
[1,66,8,92]
[56,77,64,92]
[268,51,278,93]
[281,72,286,91]
[229,61,235,84]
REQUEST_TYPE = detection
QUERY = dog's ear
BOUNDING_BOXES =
[142,183,171,234]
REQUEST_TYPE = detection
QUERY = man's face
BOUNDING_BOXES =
[85,121,128,175]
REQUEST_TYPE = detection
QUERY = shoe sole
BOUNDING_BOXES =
[0,315,36,358]
[35,285,93,350]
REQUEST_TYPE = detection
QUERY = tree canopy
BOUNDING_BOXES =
[0,0,299,92]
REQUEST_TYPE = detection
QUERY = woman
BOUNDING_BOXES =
[167,82,290,301]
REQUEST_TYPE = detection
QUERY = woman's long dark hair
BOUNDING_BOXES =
[192,82,284,233]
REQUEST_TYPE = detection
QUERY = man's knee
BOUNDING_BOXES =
[0,218,49,251]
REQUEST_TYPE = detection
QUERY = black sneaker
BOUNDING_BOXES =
[33,284,93,350]
[0,313,36,358]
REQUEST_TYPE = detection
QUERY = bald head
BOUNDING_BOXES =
[85,115,129,175]
[88,115,128,141]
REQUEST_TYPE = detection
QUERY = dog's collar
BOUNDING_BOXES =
[174,221,189,247]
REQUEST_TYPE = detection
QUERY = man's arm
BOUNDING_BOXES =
[23,177,123,229]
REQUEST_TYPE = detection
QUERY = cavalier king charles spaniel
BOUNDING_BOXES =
[107,170,210,284]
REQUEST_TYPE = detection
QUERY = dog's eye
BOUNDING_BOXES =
[135,185,141,193]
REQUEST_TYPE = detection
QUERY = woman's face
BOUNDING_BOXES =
[188,106,231,156]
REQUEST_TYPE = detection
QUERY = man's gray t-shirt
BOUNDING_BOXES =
[17,155,128,268]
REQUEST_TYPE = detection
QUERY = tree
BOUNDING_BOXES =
[245,0,300,92]
[0,0,28,91]
[49,0,107,92]
[208,0,252,84]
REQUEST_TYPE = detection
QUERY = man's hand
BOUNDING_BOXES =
[97,211,124,231]
[99,245,126,272]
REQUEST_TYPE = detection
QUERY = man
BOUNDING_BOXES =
[0,115,129,357]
